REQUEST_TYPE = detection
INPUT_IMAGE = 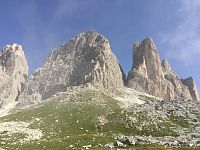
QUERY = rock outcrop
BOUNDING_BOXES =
[0,44,28,108]
[161,59,176,76]
[18,31,125,105]
[126,37,199,101]
[1,32,197,110]
[181,77,200,101]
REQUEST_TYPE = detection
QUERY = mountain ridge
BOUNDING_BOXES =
[1,30,200,149]
[126,37,199,101]
[0,30,199,111]
[17,30,125,107]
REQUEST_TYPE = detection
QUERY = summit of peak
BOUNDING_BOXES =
[142,37,156,49]
[127,37,199,101]
[143,37,154,42]
[2,43,23,54]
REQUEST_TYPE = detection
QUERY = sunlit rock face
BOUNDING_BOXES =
[18,31,125,106]
[0,44,28,108]
[126,37,199,101]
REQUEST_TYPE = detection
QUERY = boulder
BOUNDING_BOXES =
[125,136,136,145]
[114,140,125,147]
[104,143,114,149]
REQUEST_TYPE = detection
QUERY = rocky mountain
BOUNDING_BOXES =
[1,31,200,150]
[126,37,199,101]
[0,44,28,109]
[18,31,125,106]
[0,32,198,110]
[1,86,200,149]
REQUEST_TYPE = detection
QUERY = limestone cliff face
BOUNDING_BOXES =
[127,38,199,101]
[0,44,28,108]
[181,77,200,101]
[132,38,164,82]
[18,31,125,105]
[161,59,176,76]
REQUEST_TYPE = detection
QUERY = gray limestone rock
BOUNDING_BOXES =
[18,31,125,106]
[126,37,199,101]
[104,143,114,149]
[125,136,136,145]
[0,44,28,108]
[114,140,125,147]
[181,77,200,101]
[161,59,176,76]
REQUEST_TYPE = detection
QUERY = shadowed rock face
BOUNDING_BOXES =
[0,44,28,108]
[18,31,125,105]
[181,77,200,101]
[127,37,199,101]
[161,59,176,76]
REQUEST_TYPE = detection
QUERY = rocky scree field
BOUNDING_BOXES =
[0,86,200,150]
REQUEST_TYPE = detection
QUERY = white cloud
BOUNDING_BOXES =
[54,0,80,19]
[53,0,95,19]
[161,0,200,65]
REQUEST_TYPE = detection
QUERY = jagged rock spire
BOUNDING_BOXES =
[127,37,199,101]
[0,43,28,108]
[132,37,164,82]
[18,31,125,106]
[181,77,200,101]
[161,59,176,76]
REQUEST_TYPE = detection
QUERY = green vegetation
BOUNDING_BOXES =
[0,89,197,149]
[168,116,190,128]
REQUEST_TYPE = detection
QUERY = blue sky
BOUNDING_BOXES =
[0,0,200,91]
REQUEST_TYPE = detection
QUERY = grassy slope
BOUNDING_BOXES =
[0,89,198,150]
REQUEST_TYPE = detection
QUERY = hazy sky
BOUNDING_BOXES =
[0,0,200,91]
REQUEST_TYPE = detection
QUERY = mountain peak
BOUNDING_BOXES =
[18,31,125,106]
[0,32,199,112]
[181,77,200,101]
[161,58,176,76]
[0,43,28,108]
[2,43,23,53]
[127,37,199,101]
[142,37,157,50]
